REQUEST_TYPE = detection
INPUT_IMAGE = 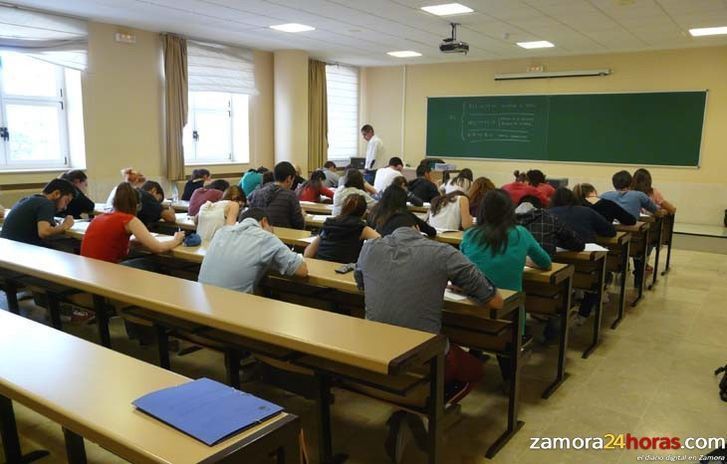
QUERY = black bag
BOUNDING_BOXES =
[716,364,727,402]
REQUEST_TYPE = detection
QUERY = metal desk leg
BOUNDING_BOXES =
[63,427,87,464]
[0,395,49,463]
[543,276,571,397]
[315,373,347,464]
[612,241,630,329]
[92,295,111,348]
[584,258,606,358]
[631,228,649,307]
[648,219,663,290]
[486,304,524,458]
[155,324,171,370]
[662,216,675,276]
[427,352,444,464]
[4,281,20,315]
[48,293,62,330]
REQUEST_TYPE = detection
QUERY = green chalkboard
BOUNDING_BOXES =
[426,92,706,167]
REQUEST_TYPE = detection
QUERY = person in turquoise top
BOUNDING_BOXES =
[238,167,268,197]
[460,189,552,291]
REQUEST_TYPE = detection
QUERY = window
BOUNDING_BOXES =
[326,64,359,162]
[183,92,249,164]
[0,52,73,170]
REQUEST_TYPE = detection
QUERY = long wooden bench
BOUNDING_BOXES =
[0,310,300,464]
[0,238,447,464]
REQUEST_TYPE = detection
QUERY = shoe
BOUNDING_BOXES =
[573,315,588,327]
[70,308,95,324]
[645,264,654,274]
[385,411,412,464]
[445,381,472,404]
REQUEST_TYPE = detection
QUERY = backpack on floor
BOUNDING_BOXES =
[716,364,727,402]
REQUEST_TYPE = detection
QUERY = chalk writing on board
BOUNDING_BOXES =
[460,102,537,143]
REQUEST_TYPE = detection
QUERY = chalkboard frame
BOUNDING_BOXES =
[425,90,708,169]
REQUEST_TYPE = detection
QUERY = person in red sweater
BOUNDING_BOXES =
[296,170,334,203]
[187,179,230,216]
[501,170,549,206]
[81,182,184,263]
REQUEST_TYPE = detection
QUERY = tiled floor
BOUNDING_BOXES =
[1,248,725,463]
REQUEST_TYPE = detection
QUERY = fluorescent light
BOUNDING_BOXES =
[517,40,555,49]
[421,3,474,16]
[689,26,727,37]
[269,23,315,33]
[387,51,422,58]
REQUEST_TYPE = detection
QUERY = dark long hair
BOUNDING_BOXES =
[370,185,408,228]
[631,168,653,196]
[340,194,367,218]
[526,169,546,187]
[344,169,365,191]
[430,191,466,216]
[471,189,516,255]
[549,187,578,208]
[297,170,326,196]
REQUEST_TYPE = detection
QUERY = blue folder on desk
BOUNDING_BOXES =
[133,377,283,446]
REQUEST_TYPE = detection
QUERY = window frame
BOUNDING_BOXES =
[183,91,250,166]
[325,64,360,164]
[0,53,71,170]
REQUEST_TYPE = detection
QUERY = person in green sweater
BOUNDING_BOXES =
[238,166,269,197]
[461,189,552,292]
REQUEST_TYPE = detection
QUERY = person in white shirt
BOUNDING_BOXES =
[373,157,405,194]
[361,124,384,184]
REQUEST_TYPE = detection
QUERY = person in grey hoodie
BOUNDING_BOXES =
[248,161,305,229]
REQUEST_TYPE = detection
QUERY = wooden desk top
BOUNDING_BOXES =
[434,230,464,245]
[274,227,315,248]
[0,238,441,375]
[596,231,631,247]
[305,214,328,229]
[174,213,197,231]
[0,310,294,464]
[615,221,649,233]
[522,262,574,285]
[555,249,608,262]
[300,201,334,215]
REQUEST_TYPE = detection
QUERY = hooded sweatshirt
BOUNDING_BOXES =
[316,215,367,264]
[248,182,305,229]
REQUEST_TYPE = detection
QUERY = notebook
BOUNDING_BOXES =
[133,377,283,446]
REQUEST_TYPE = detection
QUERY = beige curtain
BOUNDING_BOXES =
[162,34,188,181]
[308,60,328,171]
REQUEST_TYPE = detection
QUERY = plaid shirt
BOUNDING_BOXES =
[516,208,585,256]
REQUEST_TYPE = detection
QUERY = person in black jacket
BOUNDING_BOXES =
[369,185,436,237]
[181,168,210,201]
[572,183,636,225]
[515,195,585,256]
[391,176,424,206]
[409,163,439,203]
[58,170,94,218]
[304,194,380,263]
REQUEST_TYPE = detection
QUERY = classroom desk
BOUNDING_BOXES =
[615,221,650,307]
[174,212,197,231]
[299,201,334,215]
[305,213,328,229]
[552,249,607,359]
[0,310,300,464]
[0,238,446,464]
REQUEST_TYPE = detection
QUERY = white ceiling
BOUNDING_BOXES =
[6,0,727,66]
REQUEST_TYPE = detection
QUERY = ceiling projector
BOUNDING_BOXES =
[440,22,469,54]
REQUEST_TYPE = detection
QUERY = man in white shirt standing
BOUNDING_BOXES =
[361,124,384,184]
[373,157,405,193]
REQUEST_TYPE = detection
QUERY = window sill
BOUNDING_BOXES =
[185,161,250,167]
[0,167,69,174]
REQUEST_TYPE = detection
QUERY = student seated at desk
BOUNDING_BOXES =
[525,169,555,203]
[188,179,229,216]
[248,162,305,229]
[181,169,210,201]
[467,177,496,217]
[106,167,146,206]
[515,195,584,256]
[549,187,616,324]
[427,191,473,231]
[600,170,660,220]
[501,170,548,206]
[373,156,405,193]
[408,162,439,203]
[321,161,340,188]
[58,170,95,219]
[391,176,423,207]
[441,168,473,195]
[238,166,268,197]
[332,169,376,216]
[198,208,308,293]
[81,182,185,263]
[572,183,636,225]
[549,188,616,243]
[296,170,334,203]
[461,190,552,293]
[369,185,435,237]
[0,179,75,246]
[304,194,379,263]
[632,168,677,215]
[196,185,246,241]
[355,212,503,456]
[137,181,176,227]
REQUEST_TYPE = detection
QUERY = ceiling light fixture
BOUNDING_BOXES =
[516,40,555,49]
[269,23,315,33]
[421,3,474,16]
[387,51,422,58]
[689,26,727,37]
